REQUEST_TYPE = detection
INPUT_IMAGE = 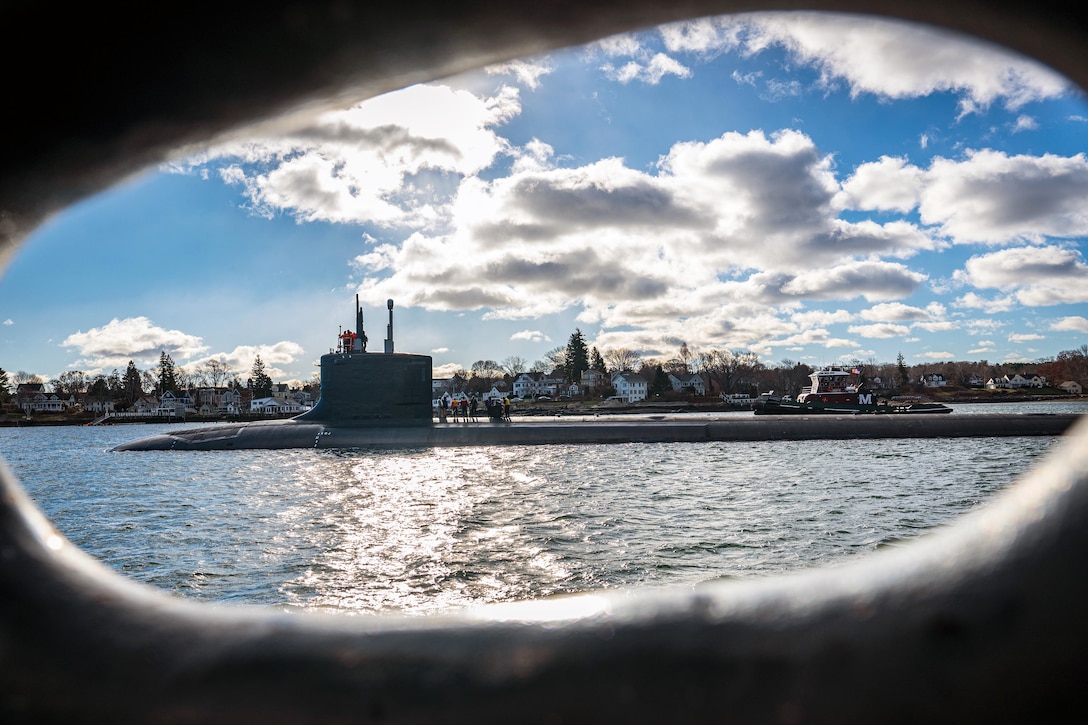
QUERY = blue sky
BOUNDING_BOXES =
[2,11,1087,385]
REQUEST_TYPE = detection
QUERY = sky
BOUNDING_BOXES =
[2,11,1087,385]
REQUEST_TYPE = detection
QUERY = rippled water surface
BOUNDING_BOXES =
[2,401,1083,616]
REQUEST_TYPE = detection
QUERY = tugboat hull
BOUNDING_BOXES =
[751,395,951,415]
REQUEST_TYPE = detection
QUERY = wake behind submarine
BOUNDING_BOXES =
[113,298,1079,451]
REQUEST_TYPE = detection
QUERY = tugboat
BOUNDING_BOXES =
[751,366,952,415]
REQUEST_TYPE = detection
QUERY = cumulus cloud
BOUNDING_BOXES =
[511,330,551,343]
[1051,316,1088,333]
[658,13,1069,115]
[859,302,932,322]
[61,317,208,371]
[839,156,924,213]
[185,83,520,230]
[848,323,911,338]
[919,151,1088,244]
[955,245,1088,305]
[839,150,1088,246]
[189,343,305,380]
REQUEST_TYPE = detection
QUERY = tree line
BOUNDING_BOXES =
[3,339,1085,407]
[450,333,1088,398]
[0,352,317,409]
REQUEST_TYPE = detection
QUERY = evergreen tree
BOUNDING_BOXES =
[590,347,606,372]
[107,369,123,400]
[0,367,9,403]
[563,329,590,383]
[649,365,671,397]
[122,360,143,402]
[157,351,178,394]
[87,375,110,398]
[896,352,910,390]
[250,355,274,398]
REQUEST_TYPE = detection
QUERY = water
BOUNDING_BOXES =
[2,401,1083,616]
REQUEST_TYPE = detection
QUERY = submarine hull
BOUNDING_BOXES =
[112,413,1080,451]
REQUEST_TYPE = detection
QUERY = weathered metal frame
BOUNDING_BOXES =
[2,2,1086,721]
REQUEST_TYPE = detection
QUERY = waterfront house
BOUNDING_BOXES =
[669,372,707,396]
[1060,380,1083,395]
[218,389,244,415]
[988,373,1048,389]
[81,394,116,414]
[156,390,193,416]
[512,372,540,398]
[611,372,648,403]
[250,396,304,415]
[19,390,77,415]
[579,369,609,392]
[132,395,159,415]
[923,373,947,387]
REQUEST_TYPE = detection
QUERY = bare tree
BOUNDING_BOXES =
[604,347,641,373]
[52,370,87,396]
[205,358,234,387]
[501,356,527,377]
[702,349,761,395]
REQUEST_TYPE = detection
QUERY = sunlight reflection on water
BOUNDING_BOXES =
[0,413,1078,616]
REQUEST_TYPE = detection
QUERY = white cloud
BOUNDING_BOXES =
[920,150,1088,244]
[590,33,645,57]
[486,58,555,90]
[847,323,911,338]
[2,319,11,325]
[601,53,692,85]
[859,302,933,322]
[1009,333,1045,342]
[684,13,1070,115]
[189,342,305,380]
[510,330,551,343]
[953,292,1018,313]
[955,245,1088,305]
[62,317,208,371]
[433,362,464,378]
[1051,316,1088,333]
[186,83,520,230]
[839,156,923,213]
[1012,115,1039,132]
[918,351,955,360]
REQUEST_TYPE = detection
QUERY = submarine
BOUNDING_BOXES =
[112,296,1079,452]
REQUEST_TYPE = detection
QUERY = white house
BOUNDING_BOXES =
[20,391,75,415]
[1060,380,1082,395]
[513,372,561,399]
[668,372,706,396]
[81,395,116,414]
[611,372,648,403]
[156,390,193,415]
[988,373,1048,389]
[923,373,947,387]
[250,396,304,415]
